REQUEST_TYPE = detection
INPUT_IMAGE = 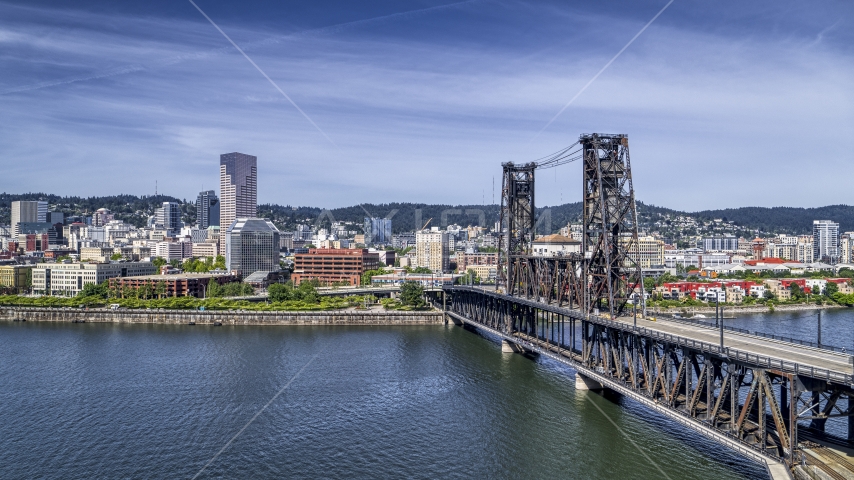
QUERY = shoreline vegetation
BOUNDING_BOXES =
[0,281,434,312]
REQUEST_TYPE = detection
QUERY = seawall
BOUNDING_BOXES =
[0,307,445,326]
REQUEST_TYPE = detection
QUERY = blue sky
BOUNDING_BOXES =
[1,0,851,210]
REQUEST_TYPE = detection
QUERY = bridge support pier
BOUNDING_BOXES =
[575,373,604,391]
[501,340,528,354]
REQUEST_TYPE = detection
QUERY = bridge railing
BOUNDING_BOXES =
[662,315,848,354]
[446,286,854,385]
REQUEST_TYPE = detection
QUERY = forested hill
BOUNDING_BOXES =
[2,191,852,236]
[689,205,854,235]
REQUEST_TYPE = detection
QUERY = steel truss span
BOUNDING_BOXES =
[441,287,854,480]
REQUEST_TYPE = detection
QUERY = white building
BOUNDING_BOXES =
[11,200,47,236]
[813,220,839,262]
[155,242,186,262]
[532,234,581,257]
[32,261,156,296]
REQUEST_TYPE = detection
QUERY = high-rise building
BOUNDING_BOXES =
[219,153,257,255]
[225,218,280,278]
[11,201,47,236]
[416,229,449,273]
[154,202,182,237]
[813,220,839,262]
[840,233,853,264]
[196,190,220,229]
[364,217,392,245]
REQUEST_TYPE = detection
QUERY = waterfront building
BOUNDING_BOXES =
[196,190,220,229]
[664,249,730,269]
[416,229,449,273]
[225,218,280,279]
[32,261,156,296]
[813,220,839,263]
[219,152,257,254]
[109,272,237,298]
[11,200,47,236]
[364,217,392,246]
[292,248,379,286]
[0,265,32,293]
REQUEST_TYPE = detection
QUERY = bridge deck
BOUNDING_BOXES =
[613,314,854,377]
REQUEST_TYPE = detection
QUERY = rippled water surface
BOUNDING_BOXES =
[0,321,769,479]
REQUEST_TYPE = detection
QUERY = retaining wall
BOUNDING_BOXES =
[0,307,444,326]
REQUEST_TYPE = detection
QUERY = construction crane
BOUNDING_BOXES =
[420,218,433,231]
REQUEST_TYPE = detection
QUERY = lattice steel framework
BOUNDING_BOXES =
[581,133,643,319]
[443,287,854,477]
[498,162,536,295]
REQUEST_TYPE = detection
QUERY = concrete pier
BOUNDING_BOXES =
[575,373,604,391]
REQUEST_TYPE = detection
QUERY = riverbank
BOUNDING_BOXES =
[649,303,847,315]
[0,306,444,326]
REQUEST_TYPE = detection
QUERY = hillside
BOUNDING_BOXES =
[2,192,852,237]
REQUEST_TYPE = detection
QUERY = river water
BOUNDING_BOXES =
[0,320,771,479]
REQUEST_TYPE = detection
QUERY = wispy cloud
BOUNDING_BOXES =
[1,0,852,210]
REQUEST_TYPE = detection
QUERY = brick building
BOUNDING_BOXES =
[109,272,238,298]
[292,248,379,286]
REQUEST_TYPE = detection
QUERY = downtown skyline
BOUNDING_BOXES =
[1,0,852,210]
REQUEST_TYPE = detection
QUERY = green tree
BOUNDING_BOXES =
[78,282,109,299]
[151,257,167,269]
[213,255,226,270]
[790,283,803,301]
[110,253,123,261]
[825,282,839,297]
[268,283,291,302]
[400,281,426,308]
[411,267,432,274]
[206,280,222,298]
[361,268,388,286]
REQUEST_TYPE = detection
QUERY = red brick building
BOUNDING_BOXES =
[292,248,379,286]
[109,273,238,298]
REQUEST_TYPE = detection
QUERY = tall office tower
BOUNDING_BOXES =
[11,201,47,236]
[220,152,257,254]
[364,217,392,246]
[813,220,839,263]
[154,202,182,237]
[196,190,220,229]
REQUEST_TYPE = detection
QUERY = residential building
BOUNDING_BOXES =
[392,233,416,249]
[416,230,449,273]
[364,217,392,245]
[463,264,497,282]
[622,235,665,268]
[698,235,739,252]
[796,240,814,264]
[292,248,379,285]
[225,218,280,278]
[11,200,47,236]
[456,252,498,272]
[196,190,220,229]
[841,233,853,264]
[220,152,257,253]
[91,208,114,227]
[33,261,156,296]
[109,272,237,298]
[813,220,839,262]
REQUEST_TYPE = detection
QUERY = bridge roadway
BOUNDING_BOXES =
[456,286,854,382]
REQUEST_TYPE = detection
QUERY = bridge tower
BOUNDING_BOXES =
[498,162,536,295]
[580,133,643,318]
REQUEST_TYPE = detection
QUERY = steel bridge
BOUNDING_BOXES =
[440,133,854,480]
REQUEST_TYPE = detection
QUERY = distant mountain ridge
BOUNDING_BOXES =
[1,192,852,236]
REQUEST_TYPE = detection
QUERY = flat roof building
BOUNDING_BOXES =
[32,261,156,297]
[292,248,379,286]
[226,218,280,279]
